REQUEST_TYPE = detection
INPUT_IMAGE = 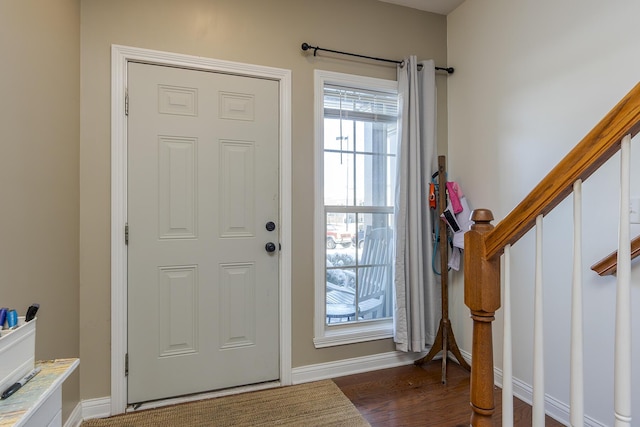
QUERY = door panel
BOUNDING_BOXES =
[158,136,197,239]
[127,62,279,404]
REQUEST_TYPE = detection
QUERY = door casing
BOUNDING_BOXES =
[110,44,292,415]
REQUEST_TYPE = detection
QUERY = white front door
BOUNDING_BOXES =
[127,62,280,404]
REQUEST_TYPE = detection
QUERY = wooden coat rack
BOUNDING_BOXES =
[414,155,470,383]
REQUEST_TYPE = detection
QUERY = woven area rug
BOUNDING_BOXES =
[81,380,370,426]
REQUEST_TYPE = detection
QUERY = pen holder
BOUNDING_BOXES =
[0,317,36,395]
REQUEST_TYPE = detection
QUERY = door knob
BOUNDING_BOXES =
[265,221,276,231]
[265,242,277,253]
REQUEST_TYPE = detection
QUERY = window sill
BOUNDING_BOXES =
[313,320,393,348]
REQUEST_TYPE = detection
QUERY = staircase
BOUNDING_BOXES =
[464,82,640,426]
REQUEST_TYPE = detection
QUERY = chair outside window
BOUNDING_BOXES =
[326,226,392,323]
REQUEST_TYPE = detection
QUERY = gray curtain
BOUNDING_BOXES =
[393,57,439,352]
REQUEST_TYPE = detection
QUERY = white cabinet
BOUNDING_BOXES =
[0,359,79,427]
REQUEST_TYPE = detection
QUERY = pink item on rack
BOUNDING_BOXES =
[446,181,464,214]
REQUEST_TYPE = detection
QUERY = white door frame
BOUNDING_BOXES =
[110,44,292,415]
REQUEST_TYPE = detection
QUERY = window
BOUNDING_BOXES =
[313,70,398,347]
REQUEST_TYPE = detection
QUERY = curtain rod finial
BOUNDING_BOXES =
[301,43,319,56]
[435,66,455,74]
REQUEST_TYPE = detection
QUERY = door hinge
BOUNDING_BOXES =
[125,223,129,245]
[125,353,129,377]
[125,89,129,116]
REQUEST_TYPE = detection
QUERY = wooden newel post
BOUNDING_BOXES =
[464,209,501,427]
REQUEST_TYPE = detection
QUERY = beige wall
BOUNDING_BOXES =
[80,0,447,400]
[448,1,640,423]
[0,0,80,421]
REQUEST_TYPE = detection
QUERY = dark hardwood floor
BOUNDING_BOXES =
[334,360,565,426]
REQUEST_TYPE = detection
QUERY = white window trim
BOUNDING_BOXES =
[313,70,397,348]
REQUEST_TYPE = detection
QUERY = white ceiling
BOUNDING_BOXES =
[378,0,464,15]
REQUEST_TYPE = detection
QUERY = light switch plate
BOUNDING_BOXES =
[631,197,640,224]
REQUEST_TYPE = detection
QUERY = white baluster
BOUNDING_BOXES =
[502,244,513,427]
[571,180,584,427]
[533,214,545,426]
[614,134,632,427]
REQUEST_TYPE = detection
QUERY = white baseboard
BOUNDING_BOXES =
[79,396,112,421]
[459,349,473,366]
[493,361,606,427]
[291,350,425,384]
[63,401,84,427]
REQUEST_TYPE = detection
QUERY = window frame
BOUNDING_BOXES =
[313,70,398,348]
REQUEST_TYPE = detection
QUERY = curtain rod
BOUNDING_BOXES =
[301,43,454,74]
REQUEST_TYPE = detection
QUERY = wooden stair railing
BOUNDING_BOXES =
[464,82,640,426]
[591,235,640,276]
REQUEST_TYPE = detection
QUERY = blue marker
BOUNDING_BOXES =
[0,308,7,328]
[6,310,17,329]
